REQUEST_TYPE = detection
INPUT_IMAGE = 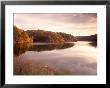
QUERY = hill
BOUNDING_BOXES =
[14,26,77,44]
[14,26,33,43]
[76,34,97,41]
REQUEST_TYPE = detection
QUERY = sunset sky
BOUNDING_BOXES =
[14,13,97,36]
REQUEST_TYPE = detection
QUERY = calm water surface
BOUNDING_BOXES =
[14,41,97,75]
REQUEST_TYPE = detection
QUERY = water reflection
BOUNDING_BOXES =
[29,43,74,52]
[14,41,97,75]
[88,42,97,47]
[14,58,68,75]
[14,43,74,56]
[14,43,32,56]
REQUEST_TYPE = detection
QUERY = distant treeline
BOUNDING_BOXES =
[14,26,77,44]
[14,26,97,43]
[76,34,97,41]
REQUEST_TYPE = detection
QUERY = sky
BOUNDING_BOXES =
[14,13,97,36]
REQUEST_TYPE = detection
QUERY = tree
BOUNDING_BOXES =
[14,26,33,43]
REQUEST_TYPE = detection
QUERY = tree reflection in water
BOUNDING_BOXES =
[14,43,32,56]
[14,43,74,56]
[14,43,75,75]
[14,42,97,75]
[14,58,68,75]
[29,43,74,52]
[88,42,97,47]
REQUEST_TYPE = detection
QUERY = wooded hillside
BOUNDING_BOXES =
[14,26,78,44]
[14,26,33,43]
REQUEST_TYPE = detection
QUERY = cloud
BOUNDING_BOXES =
[17,13,97,24]
[14,13,97,36]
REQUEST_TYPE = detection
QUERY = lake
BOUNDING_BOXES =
[14,41,97,75]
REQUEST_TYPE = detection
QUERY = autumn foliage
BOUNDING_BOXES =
[14,26,77,44]
[14,26,33,43]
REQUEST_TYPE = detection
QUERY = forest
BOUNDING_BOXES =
[14,26,97,44]
[14,26,33,43]
[76,34,97,41]
[14,26,77,44]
